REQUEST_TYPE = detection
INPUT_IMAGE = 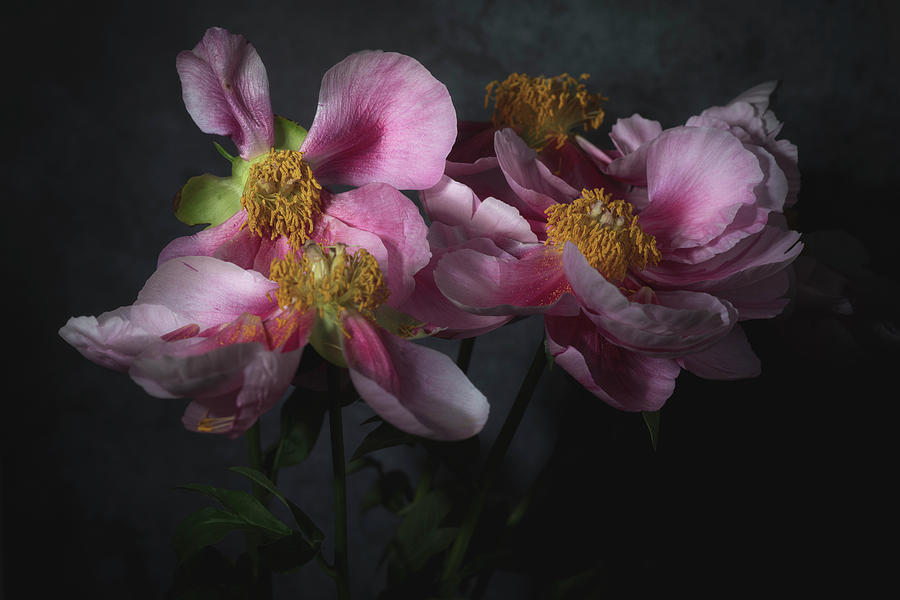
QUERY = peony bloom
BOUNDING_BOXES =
[425,82,802,411]
[60,28,489,439]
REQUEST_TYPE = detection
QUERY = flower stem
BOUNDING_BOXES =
[328,363,351,600]
[440,340,547,593]
[245,421,272,598]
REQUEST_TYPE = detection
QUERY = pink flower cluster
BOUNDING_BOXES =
[61,28,801,439]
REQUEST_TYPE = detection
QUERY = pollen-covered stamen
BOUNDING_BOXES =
[241,149,323,250]
[269,243,390,325]
[485,73,606,150]
[196,415,236,433]
[545,188,661,283]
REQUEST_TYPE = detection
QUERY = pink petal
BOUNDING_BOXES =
[301,51,456,190]
[538,140,626,196]
[342,314,489,440]
[563,243,737,356]
[574,135,619,168]
[712,268,793,320]
[445,157,540,225]
[434,244,579,317]
[545,313,680,411]
[609,114,663,155]
[176,27,274,159]
[136,256,278,329]
[728,81,778,111]
[677,325,760,380]
[638,127,764,251]
[602,141,650,186]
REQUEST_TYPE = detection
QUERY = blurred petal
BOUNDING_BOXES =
[678,325,760,379]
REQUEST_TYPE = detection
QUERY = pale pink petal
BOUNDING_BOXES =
[176,27,274,159]
[59,304,188,371]
[609,114,663,155]
[434,244,579,317]
[136,256,278,329]
[712,268,793,320]
[574,135,619,168]
[301,51,456,190]
[317,184,429,306]
[342,314,489,440]
[563,244,736,356]
[638,127,763,251]
[728,81,778,111]
[494,128,579,216]
[545,313,680,411]
[420,175,479,228]
[602,142,650,186]
[677,325,760,380]
[445,156,540,226]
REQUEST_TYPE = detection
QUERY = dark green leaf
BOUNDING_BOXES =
[360,470,413,514]
[350,421,415,461]
[172,507,255,561]
[167,546,246,600]
[229,467,324,545]
[642,410,660,451]
[265,389,328,469]
[177,484,292,538]
[394,490,452,556]
[257,533,318,573]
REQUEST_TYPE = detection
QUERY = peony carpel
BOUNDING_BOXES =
[60,27,488,440]
[421,79,802,411]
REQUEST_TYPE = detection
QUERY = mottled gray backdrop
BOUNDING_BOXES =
[4,0,897,598]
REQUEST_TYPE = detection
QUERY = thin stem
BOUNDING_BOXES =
[440,340,547,593]
[328,363,351,600]
[244,421,271,598]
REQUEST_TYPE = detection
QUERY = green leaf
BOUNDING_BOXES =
[229,466,324,545]
[273,115,307,151]
[174,173,243,228]
[350,421,415,461]
[167,546,246,600]
[172,507,257,561]
[642,410,660,451]
[360,469,413,514]
[265,389,329,469]
[257,533,318,573]
[391,490,456,573]
[544,339,556,371]
[177,484,292,538]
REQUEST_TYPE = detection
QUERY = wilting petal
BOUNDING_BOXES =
[677,325,760,380]
[545,313,680,411]
[564,244,736,356]
[609,114,663,155]
[301,51,456,190]
[342,314,489,440]
[137,256,278,329]
[59,304,187,371]
[176,27,274,159]
[494,129,579,216]
[435,244,579,316]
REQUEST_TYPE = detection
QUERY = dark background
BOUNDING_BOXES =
[3,0,897,597]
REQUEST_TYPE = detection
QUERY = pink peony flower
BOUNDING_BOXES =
[425,83,802,411]
[60,28,488,440]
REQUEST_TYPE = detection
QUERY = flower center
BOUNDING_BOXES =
[241,149,322,250]
[485,73,606,150]
[545,188,661,283]
[269,243,390,322]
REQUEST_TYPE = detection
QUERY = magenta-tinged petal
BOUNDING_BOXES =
[609,114,663,155]
[539,140,626,196]
[494,129,579,216]
[136,256,278,329]
[301,51,456,190]
[176,27,274,159]
[59,304,188,371]
[447,121,496,163]
[545,313,680,411]
[435,244,579,317]
[638,127,763,251]
[574,135,619,168]
[677,325,760,380]
[563,243,736,356]
[316,183,429,306]
[342,314,489,440]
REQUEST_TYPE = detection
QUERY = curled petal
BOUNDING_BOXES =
[545,313,680,411]
[342,314,489,440]
[176,27,274,159]
[301,51,456,190]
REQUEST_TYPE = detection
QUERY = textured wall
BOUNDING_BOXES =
[5,0,897,597]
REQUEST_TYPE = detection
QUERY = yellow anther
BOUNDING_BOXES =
[241,149,322,250]
[485,73,606,150]
[197,416,236,433]
[269,243,390,327]
[545,189,661,283]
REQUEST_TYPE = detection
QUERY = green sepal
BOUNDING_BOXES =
[375,305,434,340]
[272,115,307,151]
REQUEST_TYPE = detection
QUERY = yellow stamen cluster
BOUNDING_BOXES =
[196,416,236,433]
[485,73,606,150]
[269,243,390,325]
[545,189,661,283]
[241,149,322,250]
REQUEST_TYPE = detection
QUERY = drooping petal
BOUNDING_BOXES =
[176,27,274,159]
[137,256,278,329]
[545,313,680,411]
[563,243,736,356]
[434,244,579,317]
[301,51,456,190]
[677,325,760,380]
[609,114,663,155]
[341,314,489,440]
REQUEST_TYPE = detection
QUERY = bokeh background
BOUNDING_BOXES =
[4,0,898,597]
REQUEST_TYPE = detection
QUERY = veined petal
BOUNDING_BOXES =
[301,51,456,190]
[545,313,680,411]
[342,314,489,440]
[176,27,274,159]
